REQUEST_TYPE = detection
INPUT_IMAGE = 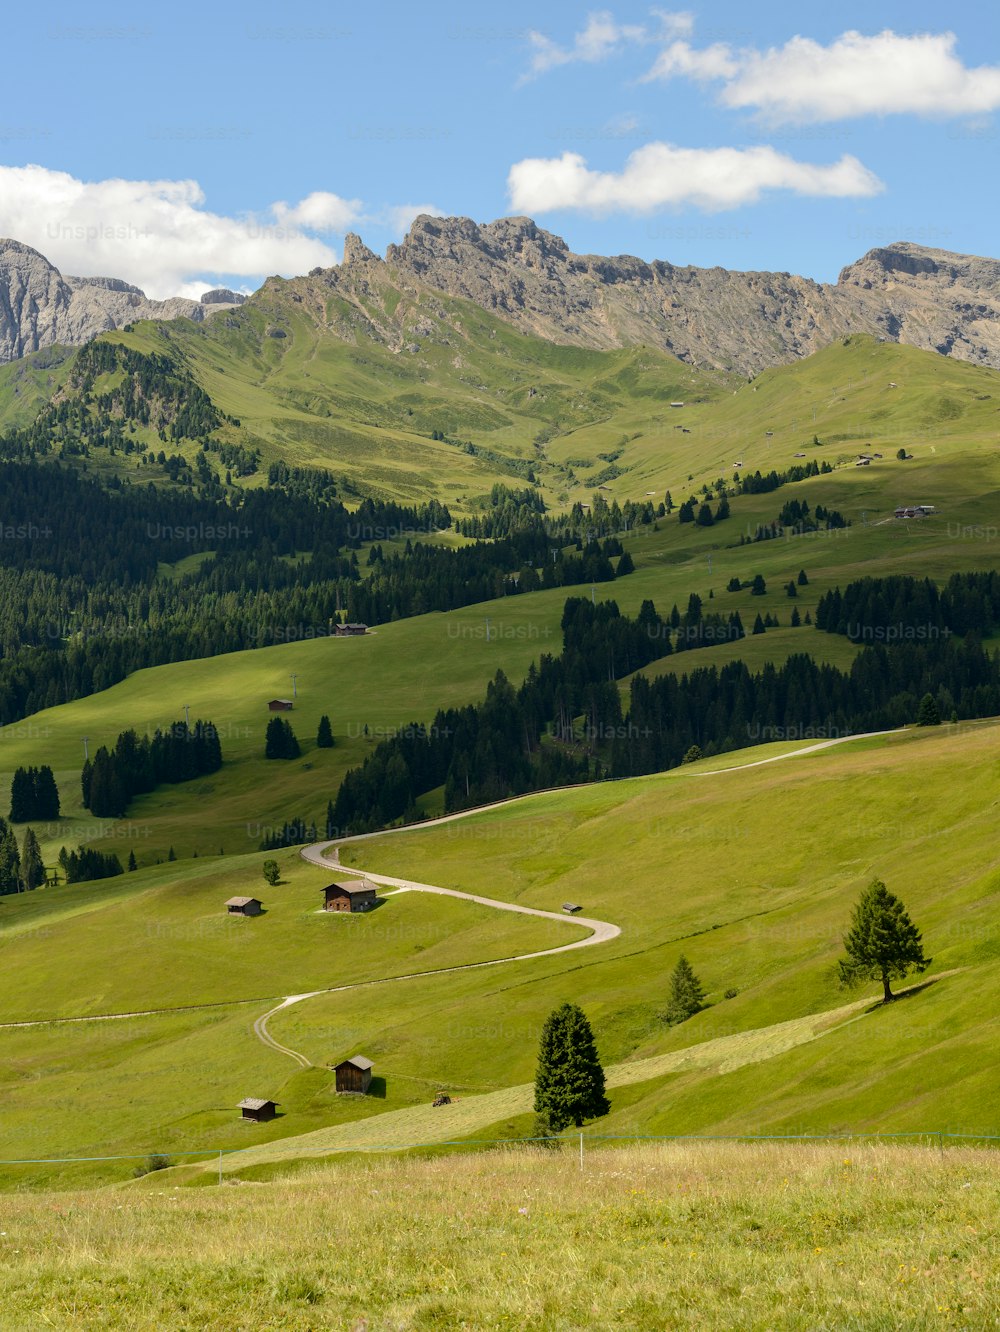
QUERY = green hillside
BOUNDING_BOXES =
[1,721,997,1187]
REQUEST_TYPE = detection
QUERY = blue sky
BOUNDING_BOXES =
[1,0,996,296]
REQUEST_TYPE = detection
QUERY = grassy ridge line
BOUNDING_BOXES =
[211,993,903,1170]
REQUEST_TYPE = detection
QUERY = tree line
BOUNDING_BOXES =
[816,571,1000,641]
[82,720,223,819]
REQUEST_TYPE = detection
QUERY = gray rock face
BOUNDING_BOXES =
[383,216,1000,374]
[200,288,247,306]
[0,239,243,362]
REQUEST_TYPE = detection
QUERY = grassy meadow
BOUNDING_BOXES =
[0,1143,996,1329]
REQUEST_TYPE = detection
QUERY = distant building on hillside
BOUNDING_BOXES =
[334,623,368,636]
[268,699,294,712]
[894,505,935,519]
[226,896,263,916]
[322,880,378,913]
[334,1056,373,1094]
[239,1097,277,1122]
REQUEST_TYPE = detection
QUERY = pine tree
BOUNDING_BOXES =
[316,715,335,749]
[20,827,44,891]
[0,819,22,895]
[533,1003,610,1131]
[681,744,703,764]
[916,693,941,726]
[786,580,797,597]
[797,568,809,585]
[265,716,301,759]
[664,954,706,1024]
[127,849,138,871]
[9,768,33,822]
[34,766,60,819]
[262,859,280,886]
[790,606,802,627]
[750,574,767,595]
[616,550,635,575]
[752,613,766,635]
[167,846,176,862]
[838,879,930,1002]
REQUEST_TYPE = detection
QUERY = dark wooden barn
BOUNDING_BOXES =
[322,880,378,913]
[226,896,263,916]
[334,1056,373,1094]
[268,699,294,712]
[239,1097,277,1122]
[334,623,368,636]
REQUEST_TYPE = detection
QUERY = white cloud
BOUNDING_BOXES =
[521,9,692,81]
[272,190,364,232]
[645,28,1000,122]
[507,142,884,214]
[0,164,371,298]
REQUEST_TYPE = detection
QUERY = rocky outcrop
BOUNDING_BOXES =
[381,216,1000,375]
[0,239,243,362]
[200,288,247,306]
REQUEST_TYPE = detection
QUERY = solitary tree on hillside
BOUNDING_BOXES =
[265,716,301,760]
[262,859,280,887]
[316,715,335,749]
[750,574,766,596]
[916,693,941,726]
[838,879,930,1003]
[797,568,809,586]
[682,744,703,764]
[664,954,706,1025]
[534,1003,610,1131]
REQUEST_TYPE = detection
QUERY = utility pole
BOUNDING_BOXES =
[591,585,596,605]
[184,704,190,727]
[290,673,298,699]
[708,554,713,575]
[484,618,491,642]
[82,736,89,761]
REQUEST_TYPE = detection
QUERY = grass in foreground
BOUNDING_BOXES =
[0,1143,995,1329]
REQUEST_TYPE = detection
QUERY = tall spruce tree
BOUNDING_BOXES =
[533,1002,610,1131]
[916,693,941,726]
[838,879,930,1002]
[20,827,44,891]
[316,715,334,749]
[9,768,33,822]
[665,954,706,1024]
[34,766,60,819]
[0,819,22,895]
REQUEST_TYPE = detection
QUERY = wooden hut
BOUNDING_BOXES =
[239,1097,277,1122]
[268,699,294,712]
[226,896,263,916]
[334,1056,373,1094]
[334,623,368,636]
[322,880,378,913]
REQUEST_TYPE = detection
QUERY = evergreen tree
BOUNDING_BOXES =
[9,768,33,822]
[797,568,809,585]
[696,503,714,527]
[916,693,941,726]
[838,879,930,1002]
[790,606,802,627]
[0,819,22,895]
[681,744,703,764]
[20,827,44,891]
[533,1003,610,1130]
[127,849,138,871]
[167,846,176,862]
[664,954,706,1024]
[752,613,766,635]
[786,580,797,597]
[616,551,635,575]
[750,574,767,595]
[34,766,60,819]
[265,716,301,759]
[262,859,280,886]
[316,715,335,749]
[714,496,730,521]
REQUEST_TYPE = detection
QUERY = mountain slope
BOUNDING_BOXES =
[384,216,1000,375]
[0,238,242,362]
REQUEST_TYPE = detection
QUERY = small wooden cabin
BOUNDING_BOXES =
[239,1097,277,1122]
[562,902,583,914]
[335,623,368,636]
[268,699,294,712]
[226,896,263,916]
[334,1056,373,1094]
[322,880,378,913]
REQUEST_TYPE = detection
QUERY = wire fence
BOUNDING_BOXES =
[1,1129,998,1182]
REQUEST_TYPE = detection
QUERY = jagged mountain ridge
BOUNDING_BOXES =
[0,239,243,362]
[3,219,1000,376]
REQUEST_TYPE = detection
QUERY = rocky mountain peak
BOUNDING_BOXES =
[341,233,381,267]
